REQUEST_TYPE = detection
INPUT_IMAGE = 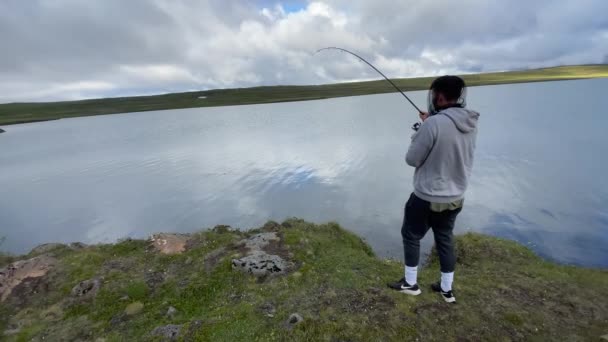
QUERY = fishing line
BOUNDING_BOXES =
[315,47,423,114]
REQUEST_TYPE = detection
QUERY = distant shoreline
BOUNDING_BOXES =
[1,64,607,126]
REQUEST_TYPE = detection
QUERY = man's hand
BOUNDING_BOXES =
[419,111,430,122]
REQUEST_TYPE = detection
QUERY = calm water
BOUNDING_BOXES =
[1,79,607,267]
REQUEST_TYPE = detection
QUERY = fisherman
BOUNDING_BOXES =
[388,75,479,303]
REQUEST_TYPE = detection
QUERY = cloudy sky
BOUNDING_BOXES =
[1,0,607,103]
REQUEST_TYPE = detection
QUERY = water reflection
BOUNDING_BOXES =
[0,78,607,267]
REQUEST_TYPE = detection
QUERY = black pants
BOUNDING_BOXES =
[401,193,461,273]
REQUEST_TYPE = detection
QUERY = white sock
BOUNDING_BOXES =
[441,272,454,291]
[405,266,418,285]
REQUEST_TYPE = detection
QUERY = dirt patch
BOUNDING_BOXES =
[184,235,207,250]
[150,233,190,255]
[0,255,56,302]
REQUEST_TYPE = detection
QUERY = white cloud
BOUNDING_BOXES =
[120,64,199,83]
[0,0,606,102]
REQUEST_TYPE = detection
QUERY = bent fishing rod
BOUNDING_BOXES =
[315,47,423,114]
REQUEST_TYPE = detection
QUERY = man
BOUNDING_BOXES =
[388,75,479,303]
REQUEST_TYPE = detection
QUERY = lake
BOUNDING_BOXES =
[1,79,607,268]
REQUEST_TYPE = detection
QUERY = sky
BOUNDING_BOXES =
[1,0,607,103]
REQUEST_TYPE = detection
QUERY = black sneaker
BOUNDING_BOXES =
[431,281,456,303]
[387,277,421,296]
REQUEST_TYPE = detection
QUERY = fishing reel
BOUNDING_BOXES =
[411,122,421,131]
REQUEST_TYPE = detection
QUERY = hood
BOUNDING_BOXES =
[441,107,479,133]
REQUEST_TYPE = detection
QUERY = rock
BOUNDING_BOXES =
[144,270,165,289]
[150,324,181,341]
[260,302,276,317]
[231,251,292,277]
[120,295,130,301]
[150,233,190,255]
[184,257,193,265]
[239,232,279,251]
[0,255,56,302]
[71,278,101,298]
[29,243,66,255]
[125,302,144,316]
[166,306,177,317]
[285,313,304,329]
[0,128,4,134]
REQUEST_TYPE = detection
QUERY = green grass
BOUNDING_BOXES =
[1,219,607,341]
[0,64,607,126]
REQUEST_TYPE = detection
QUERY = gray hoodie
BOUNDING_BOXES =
[406,107,479,203]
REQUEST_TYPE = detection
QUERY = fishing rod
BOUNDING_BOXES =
[315,47,423,114]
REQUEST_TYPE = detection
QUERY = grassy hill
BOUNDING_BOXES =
[1,219,606,341]
[1,64,607,126]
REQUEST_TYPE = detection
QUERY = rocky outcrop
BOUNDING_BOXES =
[71,278,101,298]
[150,324,181,341]
[240,232,280,250]
[0,255,56,302]
[285,313,304,329]
[231,232,294,278]
[150,233,190,255]
[149,320,203,341]
[0,128,4,134]
[232,252,292,277]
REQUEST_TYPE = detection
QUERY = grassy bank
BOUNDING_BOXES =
[1,64,607,126]
[1,219,606,341]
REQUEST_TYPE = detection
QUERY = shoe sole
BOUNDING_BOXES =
[399,288,422,296]
[441,294,456,303]
[431,285,456,303]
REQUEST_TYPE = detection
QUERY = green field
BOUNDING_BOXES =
[1,64,607,126]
